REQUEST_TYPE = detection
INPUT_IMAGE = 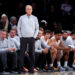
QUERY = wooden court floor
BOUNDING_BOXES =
[0,71,75,75]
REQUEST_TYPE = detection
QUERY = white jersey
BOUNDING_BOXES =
[41,36,49,45]
[51,36,61,46]
[73,40,75,47]
[62,36,75,48]
[50,36,63,56]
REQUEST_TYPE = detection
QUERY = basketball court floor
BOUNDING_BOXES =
[0,71,75,75]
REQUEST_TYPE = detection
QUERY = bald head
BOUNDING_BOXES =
[25,5,33,16]
[25,5,32,9]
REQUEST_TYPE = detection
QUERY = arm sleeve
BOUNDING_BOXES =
[12,38,20,47]
[0,40,8,51]
[67,39,75,48]
[33,17,39,38]
[0,48,8,52]
[17,17,22,37]
[35,48,43,53]
[41,39,50,49]
[8,40,17,50]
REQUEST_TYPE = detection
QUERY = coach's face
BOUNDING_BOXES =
[25,6,32,16]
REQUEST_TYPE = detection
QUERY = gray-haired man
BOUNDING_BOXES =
[17,5,39,73]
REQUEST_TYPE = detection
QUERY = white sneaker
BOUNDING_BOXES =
[58,66,65,71]
[72,63,75,68]
[64,66,73,71]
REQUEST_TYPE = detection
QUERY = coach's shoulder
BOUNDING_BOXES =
[19,14,26,19]
[32,15,38,19]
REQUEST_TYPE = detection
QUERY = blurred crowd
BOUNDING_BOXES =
[0,0,75,30]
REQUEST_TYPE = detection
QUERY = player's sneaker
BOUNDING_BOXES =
[58,66,65,71]
[48,66,59,72]
[64,66,73,71]
[72,63,75,70]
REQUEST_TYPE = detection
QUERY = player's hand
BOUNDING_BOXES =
[50,45,55,50]
[42,48,48,54]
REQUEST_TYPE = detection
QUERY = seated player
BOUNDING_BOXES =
[35,29,57,71]
[48,30,72,71]
[62,31,75,70]
[0,30,16,74]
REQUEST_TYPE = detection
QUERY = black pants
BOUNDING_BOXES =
[24,54,32,69]
[7,52,17,70]
[35,52,46,69]
[0,51,8,71]
[18,37,35,71]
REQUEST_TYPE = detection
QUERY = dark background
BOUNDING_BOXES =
[0,0,75,30]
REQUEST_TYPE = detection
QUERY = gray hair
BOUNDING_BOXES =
[1,14,9,32]
[10,16,17,21]
[25,5,32,9]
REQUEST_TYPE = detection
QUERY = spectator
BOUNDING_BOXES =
[61,0,72,16]
[9,16,17,30]
[0,14,10,32]
[40,20,48,30]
